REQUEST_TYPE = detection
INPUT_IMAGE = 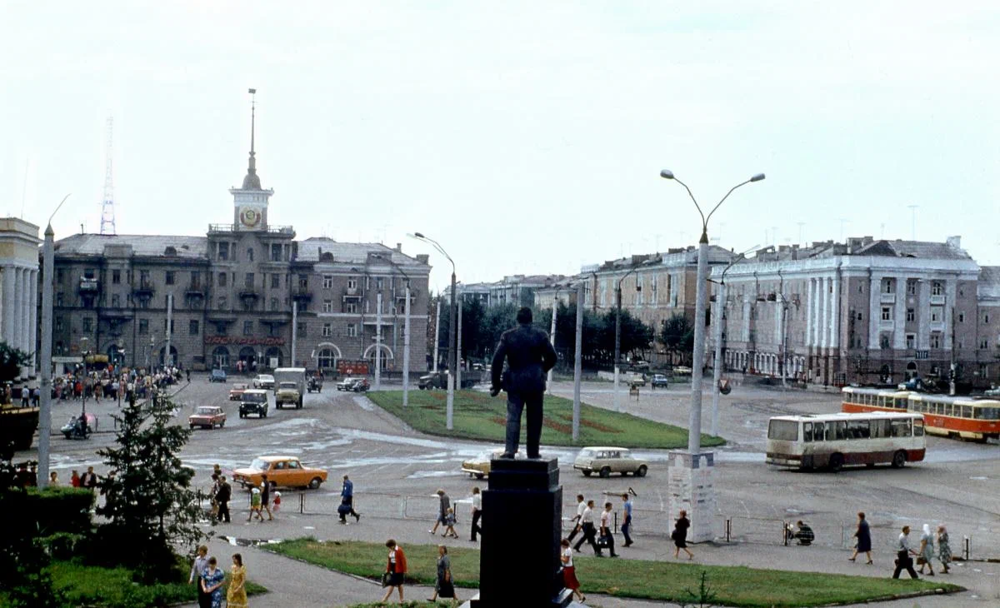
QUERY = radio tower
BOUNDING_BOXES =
[100,116,116,235]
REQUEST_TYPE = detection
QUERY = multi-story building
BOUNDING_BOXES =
[46,109,431,374]
[0,218,41,377]
[446,275,565,308]
[709,236,999,388]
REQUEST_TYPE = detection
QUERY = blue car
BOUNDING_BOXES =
[210,369,227,383]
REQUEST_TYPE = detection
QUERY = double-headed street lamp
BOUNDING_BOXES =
[613,265,641,413]
[409,232,457,430]
[383,257,413,407]
[660,169,764,455]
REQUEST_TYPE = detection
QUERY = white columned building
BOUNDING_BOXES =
[0,218,42,378]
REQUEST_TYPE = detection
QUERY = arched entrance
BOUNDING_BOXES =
[106,343,126,367]
[159,345,178,367]
[363,344,394,370]
[264,346,283,368]
[314,342,342,372]
[906,361,918,380]
[212,346,230,369]
[239,346,257,368]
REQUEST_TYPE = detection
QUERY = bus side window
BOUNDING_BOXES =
[836,421,846,440]
[914,419,925,436]
[891,419,911,437]
[803,422,813,442]
[815,424,826,442]
[962,405,972,418]
[871,419,889,438]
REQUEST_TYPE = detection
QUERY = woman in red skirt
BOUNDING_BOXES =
[560,539,585,603]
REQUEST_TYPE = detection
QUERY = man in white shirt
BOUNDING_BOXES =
[892,526,919,579]
[573,500,601,555]
[470,487,483,541]
[568,494,586,542]
[600,502,618,558]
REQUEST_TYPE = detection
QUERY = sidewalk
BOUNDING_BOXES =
[188,508,996,607]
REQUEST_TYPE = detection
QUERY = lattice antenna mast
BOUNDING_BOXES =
[100,116,116,235]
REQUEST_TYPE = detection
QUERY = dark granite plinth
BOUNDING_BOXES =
[471,458,571,608]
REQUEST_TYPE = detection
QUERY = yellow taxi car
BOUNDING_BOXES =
[461,448,522,479]
[233,456,328,490]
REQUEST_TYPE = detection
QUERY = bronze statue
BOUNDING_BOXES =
[490,307,558,459]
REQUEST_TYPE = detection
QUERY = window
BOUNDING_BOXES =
[802,422,813,442]
[139,269,150,285]
[376,277,384,290]
[323,300,333,313]
[296,322,306,337]
[111,294,120,307]
[323,275,333,289]
[890,419,912,437]
[906,308,915,322]
[139,319,149,334]
[57,269,64,283]
[189,320,199,335]
[931,281,943,296]
[245,273,254,289]
[84,268,95,279]
[243,320,253,335]
[958,312,965,323]
[882,278,894,293]
[858,283,864,293]
[191,271,201,288]
[318,348,336,369]
[856,312,863,321]
[322,323,332,337]
[881,307,892,321]
[82,317,93,333]
[271,274,280,289]
[985,314,991,324]
[907,280,917,295]
[55,318,63,332]
[930,333,941,349]
[870,419,891,438]
[165,271,175,285]
[930,307,942,322]
[271,244,282,262]
[218,272,227,287]
[347,277,357,290]
[980,338,990,350]
[298,274,308,289]
[347,323,358,338]
[880,333,891,349]
[247,248,254,262]
[906,334,915,349]
[345,302,358,314]
[112,269,121,284]
[847,420,870,439]
[271,297,279,311]
[218,242,229,261]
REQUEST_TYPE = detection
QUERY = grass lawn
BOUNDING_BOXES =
[266,539,961,608]
[1,560,267,608]
[368,390,724,449]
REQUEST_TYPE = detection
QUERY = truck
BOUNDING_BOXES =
[272,367,306,408]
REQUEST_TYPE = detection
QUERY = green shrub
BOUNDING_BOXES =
[39,532,84,561]
[26,487,94,536]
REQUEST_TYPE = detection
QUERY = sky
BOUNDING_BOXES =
[3,1,999,292]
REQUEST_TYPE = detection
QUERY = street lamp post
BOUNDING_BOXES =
[613,266,639,413]
[384,258,412,407]
[37,193,71,490]
[572,280,584,441]
[410,233,456,430]
[709,247,757,438]
[661,169,764,454]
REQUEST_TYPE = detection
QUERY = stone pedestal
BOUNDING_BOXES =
[667,451,717,543]
[470,458,572,608]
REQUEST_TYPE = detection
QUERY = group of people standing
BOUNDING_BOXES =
[891,521,953,579]
[189,545,248,608]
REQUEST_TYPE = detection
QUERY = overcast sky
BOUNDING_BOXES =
[3,1,999,291]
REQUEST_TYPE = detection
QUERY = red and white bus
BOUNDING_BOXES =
[842,387,1000,442]
[766,412,925,471]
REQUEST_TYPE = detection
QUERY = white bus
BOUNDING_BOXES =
[766,412,925,471]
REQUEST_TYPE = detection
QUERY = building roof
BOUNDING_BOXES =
[979,267,1000,300]
[853,239,972,260]
[296,237,429,268]
[53,233,209,259]
[593,245,735,274]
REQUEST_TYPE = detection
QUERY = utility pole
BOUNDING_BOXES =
[291,300,298,367]
[456,289,462,392]
[547,296,557,394]
[433,299,441,372]
[375,292,382,391]
[402,279,411,406]
[572,281,584,441]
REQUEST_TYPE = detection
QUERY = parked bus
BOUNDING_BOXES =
[766,412,925,471]
[842,387,1000,442]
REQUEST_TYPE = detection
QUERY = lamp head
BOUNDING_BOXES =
[413,232,425,239]
[750,173,766,182]
[660,169,675,180]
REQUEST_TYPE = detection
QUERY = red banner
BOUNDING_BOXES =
[337,360,369,375]
[204,336,286,346]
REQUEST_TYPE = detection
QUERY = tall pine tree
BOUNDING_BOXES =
[96,394,206,583]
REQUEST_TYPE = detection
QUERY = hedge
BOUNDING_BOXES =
[26,487,94,535]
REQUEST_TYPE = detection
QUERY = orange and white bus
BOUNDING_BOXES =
[766,412,925,471]
[842,387,1000,442]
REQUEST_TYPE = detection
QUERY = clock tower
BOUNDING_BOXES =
[230,88,273,231]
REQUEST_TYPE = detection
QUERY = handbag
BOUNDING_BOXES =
[381,572,391,587]
[597,534,611,549]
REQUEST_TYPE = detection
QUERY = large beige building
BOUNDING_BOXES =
[710,236,1000,388]
[45,110,431,374]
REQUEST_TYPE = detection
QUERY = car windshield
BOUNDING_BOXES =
[250,458,268,471]
[196,407,216,415]
[279,382,296,389]
[243,392,267,403]
[578,449,596,458]
[259,375,274,382]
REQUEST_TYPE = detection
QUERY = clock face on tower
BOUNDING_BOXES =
[240,207,261,228]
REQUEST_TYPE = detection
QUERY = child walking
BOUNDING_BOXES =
[443,507,459,539]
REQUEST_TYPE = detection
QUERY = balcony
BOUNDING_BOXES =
[238,288,260,301]
[930,321,945,332]
[880,292,896,304]
[930,294,946,305]
[185,283,206,297]
[292,289,313,302]
[79,278,99,293]
[345,286,358,296]
[879,318,895,329]
[132,281,154,296]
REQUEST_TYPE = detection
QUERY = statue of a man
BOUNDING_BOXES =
[490,307,558,459]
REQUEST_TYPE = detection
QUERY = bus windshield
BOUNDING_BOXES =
[768,420,798,441]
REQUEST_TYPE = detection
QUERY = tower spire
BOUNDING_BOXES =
[100,116,116,235]
[241,88,262,190]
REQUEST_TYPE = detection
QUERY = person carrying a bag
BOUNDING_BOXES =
[380,539,407,604]
[599,502,618,558]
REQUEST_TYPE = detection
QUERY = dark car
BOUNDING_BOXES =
[239,389,269,418]
[418,372,447,390]
[350,378,370,393]
[210,369,227,383]
[651,374,669,389]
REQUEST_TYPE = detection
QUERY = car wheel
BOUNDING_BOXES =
[891,450,907,469]
[189,424,196,429]
[636,465,648,477]
[599,467,611,479]
[829,453,844,472]
[219,422,225,428]
[582,471,592,477]
[475,473,485,480]
[308,477,322,490]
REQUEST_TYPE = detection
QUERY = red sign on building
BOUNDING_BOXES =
[204,336,286,346]
[337,359,369,376]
